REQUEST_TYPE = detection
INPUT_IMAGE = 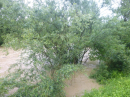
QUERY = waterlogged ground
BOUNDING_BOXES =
[0,47,101,97]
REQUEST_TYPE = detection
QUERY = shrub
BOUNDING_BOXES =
[0,36,3,45]
[82,76,130,97]
[90,62,125,84]
[90,62,110,84]
[0,64,84,97]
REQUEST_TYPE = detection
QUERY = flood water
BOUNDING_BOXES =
[0,47,101,97]
[0,47,21,78]
[65,59,100,97]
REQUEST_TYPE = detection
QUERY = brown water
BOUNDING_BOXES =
[65,60,100,97]
[0,47,101,97]
[0,47,21,78]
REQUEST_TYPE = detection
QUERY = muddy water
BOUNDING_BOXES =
[0,47,21,78]
[0,47,100,97]
[64,51,100,97]
[65,60,100,97]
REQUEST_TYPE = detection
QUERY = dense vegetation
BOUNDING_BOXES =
[89,0,130,83]
[0,0,130,96]
[83,76,130,97]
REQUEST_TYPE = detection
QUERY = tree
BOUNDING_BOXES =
[0,0,29,45]
[90,0,130,73]
[0,0,100,96]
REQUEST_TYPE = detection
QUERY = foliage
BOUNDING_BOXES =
[83,76,130,97]
[0,0,29,45]
[0,0,99,96]
[88,0,130,86]
[90,62,125,84]
[1,0,130,96]
[0,78,7,96]
[0,64,83,97]
[89,16,130,73]
[90,62,109,84]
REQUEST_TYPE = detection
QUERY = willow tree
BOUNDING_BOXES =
[0,0,100,96]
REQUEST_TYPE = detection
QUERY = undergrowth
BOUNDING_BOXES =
[0,64,85,97]
[90,62,125,84]
[83,61,130,97]
[82,76,130,97]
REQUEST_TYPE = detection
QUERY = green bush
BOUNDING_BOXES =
[82,76,130,97]
[90,63,110,84]
[0,36,3,45]
[90,62,125,84]
[107,52,130,72]
[0,64,84,97]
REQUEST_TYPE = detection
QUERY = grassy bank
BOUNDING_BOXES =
[82,76,130,97]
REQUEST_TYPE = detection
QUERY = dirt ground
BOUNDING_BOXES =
[0,47,101,97]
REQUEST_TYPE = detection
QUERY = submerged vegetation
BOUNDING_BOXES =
[0,0,130,96]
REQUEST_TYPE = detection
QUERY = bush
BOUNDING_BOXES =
[82,76,130,97]
[0,36,3,45]
[0,64,84,97]
[90,62,109,84]
[107,52,130,72]
[90,62,125,84]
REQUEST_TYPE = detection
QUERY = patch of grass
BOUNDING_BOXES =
[82,76,130,97]
[0,78,8,96]
[90,62,125,84]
